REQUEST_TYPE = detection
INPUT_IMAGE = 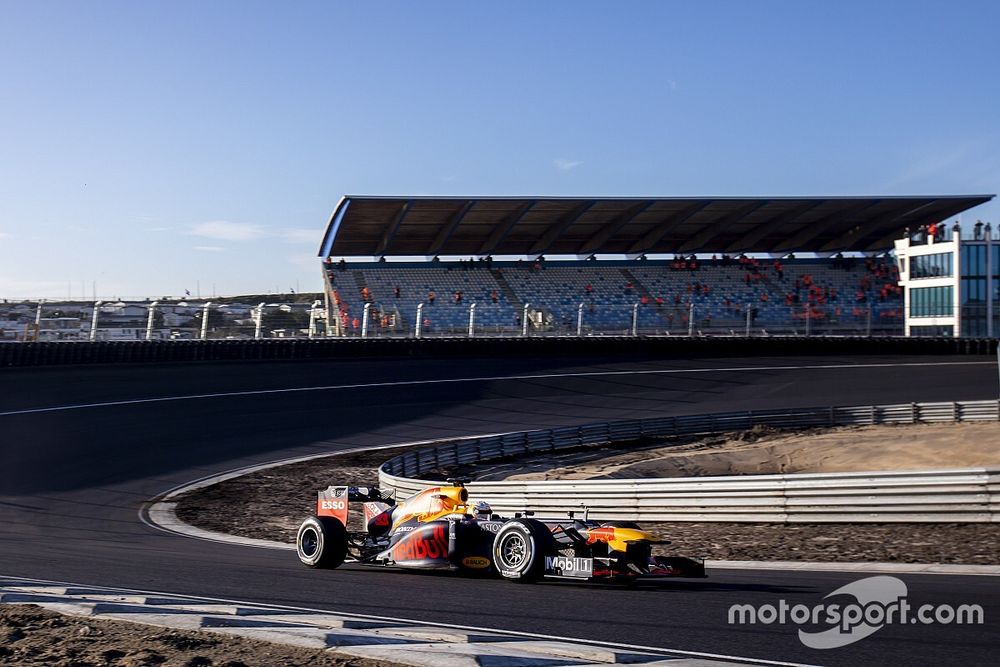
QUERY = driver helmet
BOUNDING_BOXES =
[470,500,492,519]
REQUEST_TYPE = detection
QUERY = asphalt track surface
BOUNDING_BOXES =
[1,354,999,666]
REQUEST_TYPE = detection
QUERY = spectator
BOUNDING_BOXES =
[491,290,499,304]
[585,283,594,294]
[453,291,463,304]
[428,291,436,305]
[394,286,401,299]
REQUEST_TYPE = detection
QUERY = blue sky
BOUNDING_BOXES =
[1,1,998,298]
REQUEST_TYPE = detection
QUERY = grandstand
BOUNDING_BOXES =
[318,195,993,337]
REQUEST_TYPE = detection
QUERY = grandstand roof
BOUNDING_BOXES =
[319,195,993,258]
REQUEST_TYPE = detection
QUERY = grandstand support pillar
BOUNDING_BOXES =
[522,303,531,337]
[145,301,158,341]
[253,302,265,340]
[34,300,43,325]
[89,301,102,342]
[468,303,477,337]
[631,303,639,337]
[866,303,873,337]
[415,303,424,338]
[745,303,751,337]
[577,303,584,337]
[805,304,811,337]
[200,302,212,340]
[362,302,372,339]
[308,300,322,339]
[687,303,695,337]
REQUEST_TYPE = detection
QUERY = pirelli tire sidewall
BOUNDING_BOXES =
[493,518,550,583]
[296,515,348,569]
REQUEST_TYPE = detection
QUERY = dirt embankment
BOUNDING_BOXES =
[448,423,1000,481]
[0,603,397,667]
[173,423,1000,565]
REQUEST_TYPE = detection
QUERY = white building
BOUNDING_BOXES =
[894,221,995,337]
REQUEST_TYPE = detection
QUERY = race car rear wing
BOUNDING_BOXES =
[316,485,395,528]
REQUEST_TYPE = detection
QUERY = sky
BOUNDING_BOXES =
[1,1,999,299]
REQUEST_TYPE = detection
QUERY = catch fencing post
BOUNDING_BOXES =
[253,302,265,340]
[468,302,476,337]
[688,302,695,337]
[308,300,321,339]
[805,304,811,336]
[522,303,530,337]
[866,303,873,337]
[415,303,424,338]
[361,302,371,338]
[35,300,43,325]
[200,302,212,340]
[631,303,639,336]
[89,301,102,342]
[745,303,751,337]
[145,301,158,341]
[577,302,584,337]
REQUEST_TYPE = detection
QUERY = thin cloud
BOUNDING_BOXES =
[0,232,11,240]
[194,245,226,252]
[282,228,320,244]
[189,220,266,241]
[554,158,583,171]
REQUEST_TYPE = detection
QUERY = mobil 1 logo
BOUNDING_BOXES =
[545,556,593,578]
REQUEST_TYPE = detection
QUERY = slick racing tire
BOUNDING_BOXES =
[296,515,348,569]
[493,518,550,583]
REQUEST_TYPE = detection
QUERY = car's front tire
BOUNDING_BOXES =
[492,518,550,582]
[296,515,348,569]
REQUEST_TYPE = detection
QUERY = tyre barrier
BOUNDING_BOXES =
[0,335,997,367]
[378,399,1000,523]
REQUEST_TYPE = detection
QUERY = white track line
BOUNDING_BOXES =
[0,574,820,667]
[0,360,990,417]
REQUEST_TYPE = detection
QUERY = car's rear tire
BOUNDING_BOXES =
[492,519,550,583]
[296,515,348,569]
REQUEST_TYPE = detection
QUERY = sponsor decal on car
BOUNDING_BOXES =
[545,556,594,578]
[462,556,491,569]
[478,521,503,533]
[320,500,346,511]
[392,524,448,562]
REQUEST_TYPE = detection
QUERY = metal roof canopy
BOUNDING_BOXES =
[318,195,994,258]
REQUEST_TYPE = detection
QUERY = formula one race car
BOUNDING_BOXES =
[295,481,705,583]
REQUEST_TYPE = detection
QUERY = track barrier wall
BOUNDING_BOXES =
[1,336,997,367]
[378,400,1000,523]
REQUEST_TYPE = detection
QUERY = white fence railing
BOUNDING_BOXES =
[377,400,1000,523]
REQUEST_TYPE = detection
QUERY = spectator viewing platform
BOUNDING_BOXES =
[318,194,993,338]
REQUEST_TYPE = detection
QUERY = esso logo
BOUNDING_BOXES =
[320,500,346,510]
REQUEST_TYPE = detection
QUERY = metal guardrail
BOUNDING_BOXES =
[377,400,1000,523]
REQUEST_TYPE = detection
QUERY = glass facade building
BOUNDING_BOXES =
[894,223,997,337]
